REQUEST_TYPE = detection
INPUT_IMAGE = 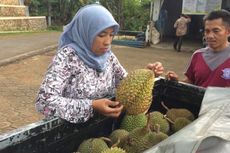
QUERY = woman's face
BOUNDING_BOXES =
[91,27,114,56]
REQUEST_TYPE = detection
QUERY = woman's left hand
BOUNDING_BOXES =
[146,62,164,77]
[92,99,123,118]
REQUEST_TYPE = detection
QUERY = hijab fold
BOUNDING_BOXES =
[58,4,119,72]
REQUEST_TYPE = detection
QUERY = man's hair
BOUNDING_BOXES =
[203,10,230,27]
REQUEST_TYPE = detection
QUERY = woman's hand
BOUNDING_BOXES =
[146,62,164,77]
[92,99,123,118]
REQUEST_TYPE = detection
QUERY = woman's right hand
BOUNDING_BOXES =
[146,62,164,77]
[92,99,123,118]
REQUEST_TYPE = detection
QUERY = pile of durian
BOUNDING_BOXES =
[74,69,195,153]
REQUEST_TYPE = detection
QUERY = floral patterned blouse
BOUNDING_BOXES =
[35,46,127,123]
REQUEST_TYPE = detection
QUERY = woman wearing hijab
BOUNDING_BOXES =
[35,4,164,123]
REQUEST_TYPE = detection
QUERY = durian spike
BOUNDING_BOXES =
[111,138,120,148]
[161,101,170,111]
[100,137,112,143]
[145,113,152,131]
[154,124,161,133]
[163,115,175,124]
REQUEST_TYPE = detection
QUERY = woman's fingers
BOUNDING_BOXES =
[147,62,164,77]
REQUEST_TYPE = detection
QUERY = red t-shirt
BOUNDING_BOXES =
[185,48,230,88]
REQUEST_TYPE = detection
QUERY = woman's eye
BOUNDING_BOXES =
[98,34,106,37]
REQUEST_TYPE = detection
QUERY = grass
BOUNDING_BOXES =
[46,25,63,31]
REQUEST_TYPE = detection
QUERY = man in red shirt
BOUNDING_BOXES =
[167,10,230,87]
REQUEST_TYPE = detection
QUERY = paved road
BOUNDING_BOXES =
[0,32,201,133]
[0,31,61,65]
[0,31,61,133]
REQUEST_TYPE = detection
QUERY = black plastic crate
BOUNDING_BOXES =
[0,78,205,153]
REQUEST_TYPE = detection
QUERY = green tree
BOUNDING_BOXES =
[123,0,150,31]
[100,0,125,29]
[29,0,151,31]
[99,0,150,31]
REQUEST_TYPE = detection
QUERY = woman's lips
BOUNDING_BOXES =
[101,48,109,51]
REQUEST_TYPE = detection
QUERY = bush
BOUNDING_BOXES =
[47,26,63,32]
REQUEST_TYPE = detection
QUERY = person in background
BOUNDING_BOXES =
[173,14,191,52]
[35,4,164,124]
[167,10,230,88]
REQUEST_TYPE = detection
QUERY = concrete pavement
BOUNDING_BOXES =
[0,31,61,133]
[0,31,201,66]
[0,31,61,66]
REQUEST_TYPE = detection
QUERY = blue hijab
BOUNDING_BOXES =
[58,4,119,72]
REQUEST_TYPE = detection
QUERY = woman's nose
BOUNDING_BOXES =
[104,36,113,45]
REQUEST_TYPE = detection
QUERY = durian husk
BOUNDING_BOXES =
[77,137,109,153]
[166,108,194,122]
[116,69,155,115]
[149,111,170,134]
[120,113,147,132]
[172,117,192,132]
[102,147,127,153]
[109,129,129,147]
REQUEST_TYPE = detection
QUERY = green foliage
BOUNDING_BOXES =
[46,25,63,31]
[29,0,151,31]
[123,0,150,31]
[30,0,82,25]
[100,0,150,31]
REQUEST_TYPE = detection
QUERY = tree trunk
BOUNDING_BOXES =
[46,1,52,26]
[24,0,31,6]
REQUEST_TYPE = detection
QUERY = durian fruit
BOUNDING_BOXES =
[121,114,153,153]
[116,69,155,115]
[77,137,109,153]
[148,111,170,134]
[120,113,147,132]
[122,124,153,153]
[109,129,129,146]
[161,102,195,121]
[172,117,192,132]
[101,147,127,153]
[121,114,160,153]
[141,124,168,151]
[149,124,168,145]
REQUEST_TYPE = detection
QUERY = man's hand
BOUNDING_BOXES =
[165,71,179,81]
